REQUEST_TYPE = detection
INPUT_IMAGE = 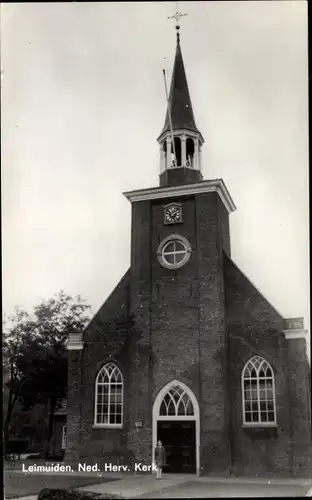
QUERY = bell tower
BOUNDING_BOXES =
[158,26,204,187]
[123,10,236,475]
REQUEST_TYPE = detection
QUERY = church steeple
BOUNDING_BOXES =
[158,24,204,188]
[159,31,202,138]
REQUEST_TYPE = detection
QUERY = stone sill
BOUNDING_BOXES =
[242,424,278,429]
[92,424,122,430]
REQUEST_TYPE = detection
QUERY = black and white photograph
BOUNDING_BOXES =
[2,1,311,498]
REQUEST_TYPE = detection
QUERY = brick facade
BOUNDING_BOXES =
[65,190,311,477]
[64,25,311,478]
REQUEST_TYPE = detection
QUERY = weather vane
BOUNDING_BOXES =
[168,1,187,31]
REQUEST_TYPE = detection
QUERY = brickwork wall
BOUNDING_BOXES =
[64,351,83,465]
[159,167,202,187]
[287,337,312,476]
[65,186,311,478]
[127,200,154,467]
[217,197,231,258]
[65,271,132,468]
[195,193,230,474]
[224,254,312,477]
[128,192,231,474]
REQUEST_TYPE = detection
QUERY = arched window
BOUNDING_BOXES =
[185,138,195,168]
[159,384,194,417]
[94,362,123,427]
[173,137,182,167]
[242,356,276,426]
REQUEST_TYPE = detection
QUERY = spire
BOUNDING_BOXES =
[158,29,202,140]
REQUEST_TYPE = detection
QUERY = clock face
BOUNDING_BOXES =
[164,205,182,224]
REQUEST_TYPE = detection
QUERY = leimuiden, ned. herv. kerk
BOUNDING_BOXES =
[63,24,311,477]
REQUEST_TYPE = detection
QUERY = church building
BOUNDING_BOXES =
[65,26,311,477]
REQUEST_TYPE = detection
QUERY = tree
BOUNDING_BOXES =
[3,291,91,457]
[3,307,37,454]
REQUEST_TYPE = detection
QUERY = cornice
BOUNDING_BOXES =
[66,333,84,351]
[282,329,308,341]
[157,128,205,145]
[123,178,236,214]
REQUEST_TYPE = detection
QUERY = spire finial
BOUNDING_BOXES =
[168,1,187,40]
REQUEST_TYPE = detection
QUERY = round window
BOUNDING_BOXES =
[157,235,191,270]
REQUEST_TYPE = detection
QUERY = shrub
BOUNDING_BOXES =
[37,489,124,500]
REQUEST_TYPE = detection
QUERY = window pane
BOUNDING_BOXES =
[160,401,167,416]
[175,241,185,252]
[252,411,259,422]
[168,401,176,415]
[244,390,251,401]
[251,389,258,400]
[178,402,185,415]
[164,242,175,253]
[164,253,175,264]
[245,412,252,422]
[175,252,186,264]
[245,402,251,412]
[259,389,266,400]
[268,412,275,422]
[252,401,258,412]
[186,401,194,415]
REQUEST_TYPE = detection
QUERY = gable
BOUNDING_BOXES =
[223,253,285,332]
[83,269,131,347]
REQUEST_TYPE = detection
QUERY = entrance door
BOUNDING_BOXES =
[157,420,196,473]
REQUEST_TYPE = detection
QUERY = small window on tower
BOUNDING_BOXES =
[185,138,195,168]
[157,234,191,270]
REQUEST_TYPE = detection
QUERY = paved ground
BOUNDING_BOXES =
[79,474,312,499]
[4,472,116,499]
[135,480,311,498]
[5,470,312,500]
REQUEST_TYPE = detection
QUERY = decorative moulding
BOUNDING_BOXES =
[282,317,308,340]
[66,332,84,351]
[282,330,308,341]
[157,128,205,145]
[123,178,236,214]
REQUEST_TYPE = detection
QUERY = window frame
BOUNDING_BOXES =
[93,362,123,429]
[61,425,67,449]
[157,234,191,270]
[241,355,277,428]
[158,384,195,419]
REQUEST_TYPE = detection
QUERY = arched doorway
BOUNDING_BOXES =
[152,380,199,474]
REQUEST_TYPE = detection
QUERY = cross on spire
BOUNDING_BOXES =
[168,1,187,32]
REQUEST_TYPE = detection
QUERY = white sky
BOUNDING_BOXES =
[1,2,309,352]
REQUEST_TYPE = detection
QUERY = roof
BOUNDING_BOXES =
[158,32,202,140]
